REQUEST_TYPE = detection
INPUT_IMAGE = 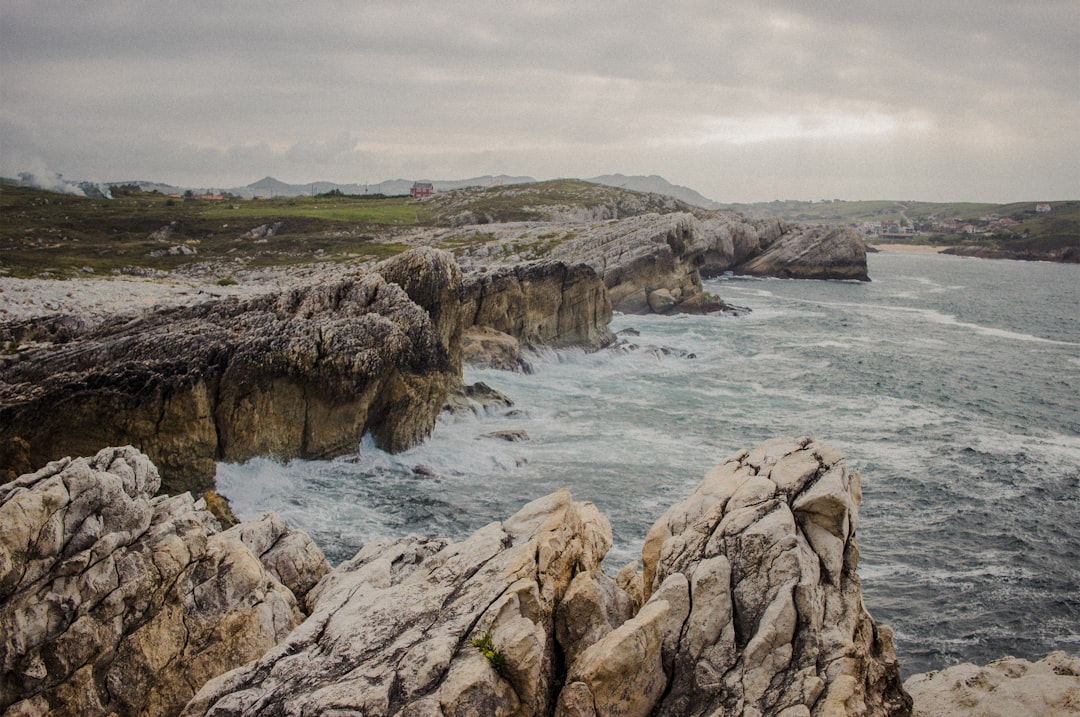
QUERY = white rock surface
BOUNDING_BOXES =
[905,651,1080,717]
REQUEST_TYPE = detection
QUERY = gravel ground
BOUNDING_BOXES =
[0,263,365,324]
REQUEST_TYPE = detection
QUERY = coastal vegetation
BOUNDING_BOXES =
[3,178,1076,281]
[2,178,684,279]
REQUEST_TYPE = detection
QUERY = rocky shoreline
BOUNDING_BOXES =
[5,441,1076,716]
[2,216,1077,715]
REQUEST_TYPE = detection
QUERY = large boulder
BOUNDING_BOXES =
[0,446,328,717]
[0,249,464,495]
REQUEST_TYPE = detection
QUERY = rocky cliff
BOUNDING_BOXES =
[546,213,729,315]
[0,249,463,496]
[184,437,909,717]
[461,261,615,370]
[541,212,869,314]
[717,222,870,281]
[0,446,329,717]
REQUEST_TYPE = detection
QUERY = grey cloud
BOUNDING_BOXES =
[1,0,1076,201]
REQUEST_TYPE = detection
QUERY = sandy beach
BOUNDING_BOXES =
[870,243,948,254]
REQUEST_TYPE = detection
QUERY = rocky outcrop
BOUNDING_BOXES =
[544,212,869,314]
[569,436,909,716]
[941,244,1080,263]
[0,249,463,496]
[185,489,612,717]
[904,652,1080,717]
[462,261,614,351]
[185,437,909,716]
[548,213,729,314]
[461,260,615,369]
[705,220,870,281]
[0,446,329,717]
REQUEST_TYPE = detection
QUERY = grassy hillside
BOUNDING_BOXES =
[0,182,429,278]
[4,178,1076,278]
[0,178,701,279]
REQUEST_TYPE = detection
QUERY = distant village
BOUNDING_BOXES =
[862,203,1052,239]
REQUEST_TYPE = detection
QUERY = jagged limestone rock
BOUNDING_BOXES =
[184,489,612,717]
[183,438,908,717]
[548,213,723,315]
[634,436,909,717]
[727,224,869,281]
[0,446,328,717]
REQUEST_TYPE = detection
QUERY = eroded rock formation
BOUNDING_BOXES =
[184,437,910,716]
[0,446,329,717]
[720,223,870,281]
[184,489,612,717]
[0,249,463,495]
[548,213,728,315]
[542,212,868,315]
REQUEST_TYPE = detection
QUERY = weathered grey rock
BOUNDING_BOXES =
[0,249,463,495]
[723,224,870,281]
[184,489,612,717]
[461,326,530,372]
[546,211,867,314]
[628,436,909,716]
[548,213,727,315]
[182,438,907,717]
[904,651,1080,717]
[0,446,328,717]
[461,260,615,351]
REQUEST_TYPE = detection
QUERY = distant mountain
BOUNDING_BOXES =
[229,175,537,198]
[94,173,720,208]
[585,174,721,210]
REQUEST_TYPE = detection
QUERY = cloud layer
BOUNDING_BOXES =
[2,1,1077,201]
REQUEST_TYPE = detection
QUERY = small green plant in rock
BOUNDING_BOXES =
[470,632,507,674]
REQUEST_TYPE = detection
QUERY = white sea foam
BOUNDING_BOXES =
[217,253,1080,676]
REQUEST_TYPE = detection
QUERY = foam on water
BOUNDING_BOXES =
[217,252,1080,676]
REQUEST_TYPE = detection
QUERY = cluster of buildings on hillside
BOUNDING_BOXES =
[862,203,1053,239]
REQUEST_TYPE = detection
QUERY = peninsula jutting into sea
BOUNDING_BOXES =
[1,176,1078,716]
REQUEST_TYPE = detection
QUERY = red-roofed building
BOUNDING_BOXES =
[411,182,434,198]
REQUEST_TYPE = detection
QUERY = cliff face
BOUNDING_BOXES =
[547,213,727,315]
[184,437,909,717]
[462,261,614,351]
[460,260,615,370]
[544,212,869,315]
[0,446,329,717]
[0,249,463,496]
[720,223,870,281]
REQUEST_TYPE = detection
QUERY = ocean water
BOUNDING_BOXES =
[218,252,1080,676]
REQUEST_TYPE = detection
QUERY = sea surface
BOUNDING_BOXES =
[218,251,1080,676]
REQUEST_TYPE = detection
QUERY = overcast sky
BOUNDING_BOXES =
[2,1,1077,202]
